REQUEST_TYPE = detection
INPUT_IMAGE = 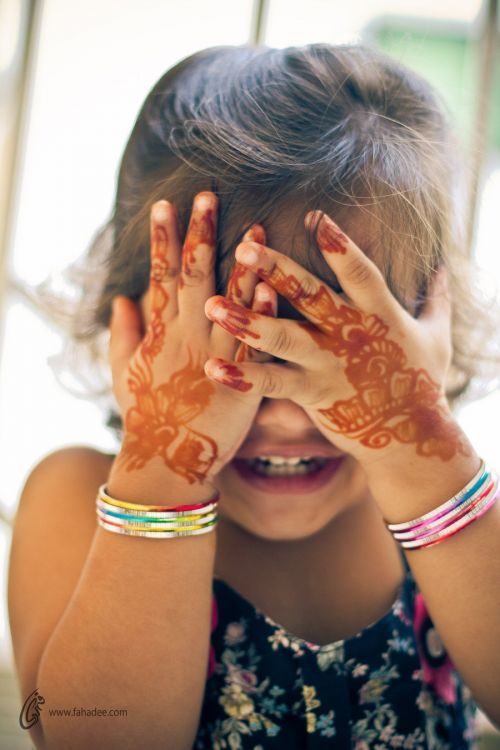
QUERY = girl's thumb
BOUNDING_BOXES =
[109,295,143,372]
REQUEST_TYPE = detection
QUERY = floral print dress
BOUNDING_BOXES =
[193,554,478,749]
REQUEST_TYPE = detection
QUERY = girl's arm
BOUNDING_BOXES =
[9,192,276,749]
[29,454,216,750]
[365,448,500,728]
[204,209,500,727]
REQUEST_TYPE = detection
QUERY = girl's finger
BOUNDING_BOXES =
[205,295,316,365]
[204,357,305,400]
[235,282,278,363]
[149,200,182,321]
[178,191,218,334]
[228,224,266,304]
[210,224,265,359]
[233,237,347,333]
[305,211,400,317]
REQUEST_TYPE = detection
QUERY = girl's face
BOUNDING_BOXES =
[142,276,368,541]
[137,210,375,542]
[213,396,369,541]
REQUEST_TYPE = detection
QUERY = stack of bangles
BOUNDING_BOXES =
[95,483,219,538]
[385,459,499,550]
[94,460,498,546]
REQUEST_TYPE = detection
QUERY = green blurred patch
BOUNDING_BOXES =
[367,18,500,151]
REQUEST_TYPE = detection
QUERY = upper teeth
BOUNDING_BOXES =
[256,456,313,465]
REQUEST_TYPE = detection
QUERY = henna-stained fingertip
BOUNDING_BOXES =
[205,359,253,392]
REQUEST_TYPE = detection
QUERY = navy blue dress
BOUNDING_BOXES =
[193,553,477,749]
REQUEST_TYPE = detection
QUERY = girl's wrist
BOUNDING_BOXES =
[360,427,481,525]
[108,453,218,506]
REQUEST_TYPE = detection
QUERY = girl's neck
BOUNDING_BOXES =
[214,493,406,645]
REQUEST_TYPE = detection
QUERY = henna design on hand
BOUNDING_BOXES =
[180,199,216,287]
[116,214,218,483]
[233,297,274,366]
[256,262,468,460]
[211,299,262,342]
[315,218,348,254]
[209,360,253,392]
[227,263,252,361]
[311,303,467,459]
[235,346,250,363]
[227,262,247,300]
[228,225,268,362]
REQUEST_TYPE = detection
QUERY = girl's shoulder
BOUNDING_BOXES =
[18,445,114,513]
[30,444,115,477]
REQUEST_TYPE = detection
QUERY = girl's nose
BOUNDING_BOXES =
[254,397,316,432]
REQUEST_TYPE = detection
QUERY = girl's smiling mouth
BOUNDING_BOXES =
[231,453,346,494]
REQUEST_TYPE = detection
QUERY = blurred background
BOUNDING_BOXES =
[0,0,499,746]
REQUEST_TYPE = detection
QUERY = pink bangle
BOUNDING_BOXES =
[386,459,487,533]
[400,482,498,550]
[393,477,495,541]
[415,489,499,550]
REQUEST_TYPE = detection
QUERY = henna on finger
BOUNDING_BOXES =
[227,225,266,302]
[116,202,219,483]
[235,283,277,363]
[179,192,217,289]
[235,240,343,329]
[205,356,304,401]
[313,309,469,460]
[229,224,268,362]
[205,359,253,392]
[297,214,468,460]
[309,210,349,255]
[206,291,317,365]
[226,262,248,301]
[207,297,262,342]
[232,219,465,462]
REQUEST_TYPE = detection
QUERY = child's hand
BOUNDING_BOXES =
[108,191,276,487]
[204,210,471,468]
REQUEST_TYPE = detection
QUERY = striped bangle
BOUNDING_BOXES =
[95,483,219,539]
[399,480,498,550]
[386,459,487,533]
[97,518,218,539]
[96,497,217,526]
[392,475,494,541]
[385,461,499,550]
[97,483,219,512]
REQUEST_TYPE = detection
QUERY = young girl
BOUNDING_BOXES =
[8,43,500,750]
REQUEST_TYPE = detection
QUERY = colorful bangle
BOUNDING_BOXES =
[97,518,218,538]
[95,483,219,539]
[96,506,218,528]
[97,483,219,512]
[386,459,487,533]
[399,481,498,550]
[96,497,219,520]
[385,461,498,551]
[392,475,494,541]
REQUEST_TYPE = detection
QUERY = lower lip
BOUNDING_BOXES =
[231,457,345,494]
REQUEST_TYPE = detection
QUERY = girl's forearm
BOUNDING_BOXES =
[364,447,500,728]
[36,469,216,750]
